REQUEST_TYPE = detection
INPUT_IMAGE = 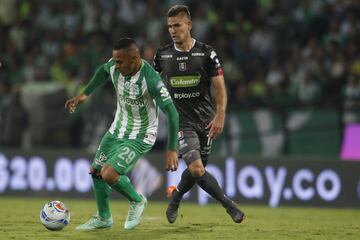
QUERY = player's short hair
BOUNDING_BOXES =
[113,38,138,50]
[167,5,191,20]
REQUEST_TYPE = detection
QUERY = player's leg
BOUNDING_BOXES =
[102,139,152,230]
[166,168,195,223]
[166,131,199,223]
[169,169,195,200]
[192,130,230,205]
[169,127,244,223]
[76,133,114,230]
[196,130,245,223]
[168,131,196,202]
[188,158,244,223]
[168,127,230,201]
[90,168,112,219]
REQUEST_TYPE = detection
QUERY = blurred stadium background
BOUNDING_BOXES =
[1,0,360,209]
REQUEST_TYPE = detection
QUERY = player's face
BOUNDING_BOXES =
[167,14,192,44]
[112,49,136,76]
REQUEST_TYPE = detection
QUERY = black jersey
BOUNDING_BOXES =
[154,40,223,127]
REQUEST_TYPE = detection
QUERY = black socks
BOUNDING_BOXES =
[173,169,232,208]
[172,168,196,203]
[195,171,232,208]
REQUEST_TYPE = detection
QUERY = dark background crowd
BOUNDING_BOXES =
[1,0,360,152]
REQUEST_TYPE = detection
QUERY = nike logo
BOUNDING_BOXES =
[117,163,126,168]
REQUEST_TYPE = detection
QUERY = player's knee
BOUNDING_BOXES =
[101,165,119,185]
[201,156,209,167]
[188,160,205,177]
[90,168,102,179]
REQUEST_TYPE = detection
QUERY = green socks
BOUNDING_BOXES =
[92,175,141,219]
[111,175,142,202]
[92,178,112,219]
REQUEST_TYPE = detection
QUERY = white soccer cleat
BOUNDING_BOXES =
[124,195,148,230]
[75,215,113,230]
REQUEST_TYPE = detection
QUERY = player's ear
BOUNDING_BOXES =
[188,20,192,31]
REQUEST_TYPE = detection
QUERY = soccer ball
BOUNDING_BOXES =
[40,200,70,231]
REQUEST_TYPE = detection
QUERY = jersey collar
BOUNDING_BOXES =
[174,38,196,52]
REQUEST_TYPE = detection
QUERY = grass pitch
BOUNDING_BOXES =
[0,197,359,240]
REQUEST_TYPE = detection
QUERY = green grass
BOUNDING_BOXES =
[0,197,359,240]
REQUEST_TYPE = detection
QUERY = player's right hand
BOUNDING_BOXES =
[165,150,178,172]
[65,93,87,114]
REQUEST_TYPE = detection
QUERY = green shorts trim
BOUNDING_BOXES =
[92,132,153,175]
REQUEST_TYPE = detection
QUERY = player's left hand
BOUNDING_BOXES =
[207,113,225,139]
[165,150,178,172]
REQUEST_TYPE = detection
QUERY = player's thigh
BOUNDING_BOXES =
[179,130,202,165]
[91,132,118,171]
[106,140,152,175]
[199,128,212,166]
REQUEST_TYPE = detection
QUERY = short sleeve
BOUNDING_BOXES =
[146,66,172,109]
[103,58,115,74]
[153,50,163,73]
[206,46,223,77]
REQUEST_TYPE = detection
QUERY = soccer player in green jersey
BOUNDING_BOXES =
[65,38,179,230]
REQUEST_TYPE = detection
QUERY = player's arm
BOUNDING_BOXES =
[65,64,109,114]
[207,74,227,139]
[159,102,179,152]
[147,67,179,171]
[206,47,228,139]
[160,102,179,172]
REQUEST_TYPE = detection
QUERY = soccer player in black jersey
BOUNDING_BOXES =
[154,5,244,224]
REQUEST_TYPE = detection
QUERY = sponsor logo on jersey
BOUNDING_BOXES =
[160,87,171,101]
[179,62,187,71]
[210,50,217,59]
[119,95,145,106]
[192,52,205,56]
[170,75,200,87]
[161,54,173,58]
[177,56,188,60]
[174,92,200,99]
[218,67,223,76]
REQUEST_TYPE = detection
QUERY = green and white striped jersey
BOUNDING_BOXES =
[102,59,172,145]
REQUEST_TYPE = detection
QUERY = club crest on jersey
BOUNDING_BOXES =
[179,62,187,71]
[95,152,107,166]
[124,82,140,95]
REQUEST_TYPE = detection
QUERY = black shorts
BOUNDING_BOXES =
[178,124,213,166]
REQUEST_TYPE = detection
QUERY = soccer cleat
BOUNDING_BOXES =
[166,201,179,224]
[226,202,245,223]
[124,195,148,230]
[166,185,177,198]
[166,186,179,223]
[75,215,113,230]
